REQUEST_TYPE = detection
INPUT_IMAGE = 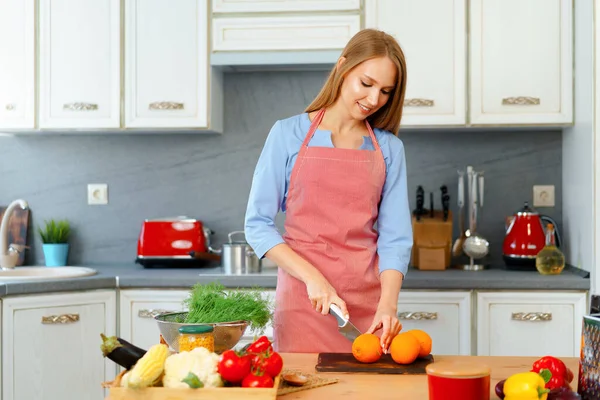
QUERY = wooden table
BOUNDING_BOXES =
[279,353,580,399]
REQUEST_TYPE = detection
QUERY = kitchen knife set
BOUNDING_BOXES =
[413,185,451,222]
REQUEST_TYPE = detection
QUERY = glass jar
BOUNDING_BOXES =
[178,325,215,352]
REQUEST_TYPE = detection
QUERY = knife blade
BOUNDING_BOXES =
[329,304,362,342]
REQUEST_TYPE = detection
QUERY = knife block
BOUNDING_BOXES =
[411,210,453,270]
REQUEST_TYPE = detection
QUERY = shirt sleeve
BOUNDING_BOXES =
[244,120,287,258]
[377,139,413,277]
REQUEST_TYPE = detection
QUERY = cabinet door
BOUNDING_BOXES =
[469,0,573,125]
[39,0,120,129]
[365,0,466,126]
[477,292,587,357]
[398,291,471,355]
[212,0,359,13]
[124,0,210,128]
[212,15,360,52]
[119,290,189,351]
[2,291,117,400]
[0,0,35,129]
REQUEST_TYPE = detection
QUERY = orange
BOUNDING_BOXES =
[389,332,420,365]
[352,333,383,363]
[406,329,432,358]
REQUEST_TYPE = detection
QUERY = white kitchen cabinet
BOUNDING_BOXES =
[39,0,120,129]
[124,0,222,130]
[212,0,359,13]
[212,15,360,52]
[0,0,35,129]
[119,289,189,351]
[119,289,275,352]
[1,290,117,400]
[477,291,587,357]
[398,291,471,356]
[469,0,573,125]
[365,0,467,127]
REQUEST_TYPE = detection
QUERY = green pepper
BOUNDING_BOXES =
[504,371,551,400]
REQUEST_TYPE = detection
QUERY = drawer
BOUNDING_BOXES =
[212,15,360,52]
[397,291,472,355]
[212,0,360,13]
[477,292,587,357]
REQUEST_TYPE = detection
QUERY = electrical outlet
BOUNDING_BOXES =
[87,183,108,205]
[533,185,555,207]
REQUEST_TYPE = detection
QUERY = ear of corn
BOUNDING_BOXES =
[125,343,169,388]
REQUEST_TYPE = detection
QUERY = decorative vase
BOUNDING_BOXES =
[42,243,69,267]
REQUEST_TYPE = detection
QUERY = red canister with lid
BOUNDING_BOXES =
[426,360,491,400]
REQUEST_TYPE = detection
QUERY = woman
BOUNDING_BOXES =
[244,29,413,354]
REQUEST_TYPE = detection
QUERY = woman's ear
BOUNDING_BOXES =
[336,56,346,71]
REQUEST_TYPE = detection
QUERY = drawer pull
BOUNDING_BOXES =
[404,98,435,107]
[5,103,15,111]
[502,96,540,106]
[138,309,175,319]
[41,313,80,324]
[149,102,184,111]
[398,312,438,320]
[63,102,98,111]
[511,312,552,322]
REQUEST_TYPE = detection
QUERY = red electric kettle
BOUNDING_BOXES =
[502,202,561,270]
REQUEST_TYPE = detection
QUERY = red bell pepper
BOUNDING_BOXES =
[531,355,574,389]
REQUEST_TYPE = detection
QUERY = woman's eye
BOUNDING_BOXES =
[382,90,391,95]
[361,81,372,88]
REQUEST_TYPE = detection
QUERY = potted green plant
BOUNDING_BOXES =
[38,219,71,267]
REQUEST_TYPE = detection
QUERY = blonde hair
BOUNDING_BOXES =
[305,29,407,135]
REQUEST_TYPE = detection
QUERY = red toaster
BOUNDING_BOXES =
[136,216,212,267]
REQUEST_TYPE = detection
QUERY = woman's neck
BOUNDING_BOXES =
[319,101,365,136]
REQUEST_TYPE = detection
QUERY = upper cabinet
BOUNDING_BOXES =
[365,0,466,127]
[124,0,221,130]
[469,0,573,125]
[0,0,35,129]
[39,0,121,129]
[212,0,360,13]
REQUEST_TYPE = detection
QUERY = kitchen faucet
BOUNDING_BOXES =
[0,199,29,270]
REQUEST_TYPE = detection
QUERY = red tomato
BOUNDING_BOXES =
[242,371,274,388]
[246,336,273,354]
[252,351,283,378]
[217,350,251,383]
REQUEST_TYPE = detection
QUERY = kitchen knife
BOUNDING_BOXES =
[329,304,362,342]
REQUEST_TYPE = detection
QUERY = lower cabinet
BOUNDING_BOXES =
[477,291,588,357]
[399,291,472,356]
[118,289,276,352]
[1,290,117,400]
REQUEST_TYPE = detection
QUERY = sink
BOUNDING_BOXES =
[0,267,97,281]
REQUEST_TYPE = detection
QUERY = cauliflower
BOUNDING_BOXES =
[163,347,224,389]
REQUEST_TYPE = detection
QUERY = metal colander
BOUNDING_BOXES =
[155,312,248,354]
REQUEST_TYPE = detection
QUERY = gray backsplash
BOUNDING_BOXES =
[0,71,562,267]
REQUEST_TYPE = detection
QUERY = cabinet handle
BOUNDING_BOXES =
[511,312,552,322]
[41,313,80,324]
[501,96,540,106]
[63,102,98,111]
[397,311,438,320]
[138,309,175,319]
[404,98,435,107]
[5,103,15,111]
[149,102,184,111]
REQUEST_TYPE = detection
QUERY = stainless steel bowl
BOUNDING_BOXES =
[155,312,248,353]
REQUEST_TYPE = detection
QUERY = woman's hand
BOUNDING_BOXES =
[304,273,348,317]
[366,305,402,353]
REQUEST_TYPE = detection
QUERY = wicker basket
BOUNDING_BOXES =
[578,314,600,398]
[104,370,280,400]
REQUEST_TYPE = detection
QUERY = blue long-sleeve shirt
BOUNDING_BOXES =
[244,112,413,276]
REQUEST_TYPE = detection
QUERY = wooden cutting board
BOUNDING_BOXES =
[315,353,434,374]
[0,206,30,266]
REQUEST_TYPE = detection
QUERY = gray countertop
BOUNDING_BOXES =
[0,263,590,298]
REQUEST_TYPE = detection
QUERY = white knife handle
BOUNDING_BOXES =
[330,304,349,322]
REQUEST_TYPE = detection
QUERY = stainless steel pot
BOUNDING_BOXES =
[210,231,261,274]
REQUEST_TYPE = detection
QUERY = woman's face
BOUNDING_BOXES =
[338,56,397,121]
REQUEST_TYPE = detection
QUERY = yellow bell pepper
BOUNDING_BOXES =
[504,371,550,400]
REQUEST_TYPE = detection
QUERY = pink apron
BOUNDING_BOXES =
[273,108,387,353]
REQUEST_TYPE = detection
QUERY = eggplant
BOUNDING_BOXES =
[100,333,147,370]
[548,387,582,400]
[494,379,506,399]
